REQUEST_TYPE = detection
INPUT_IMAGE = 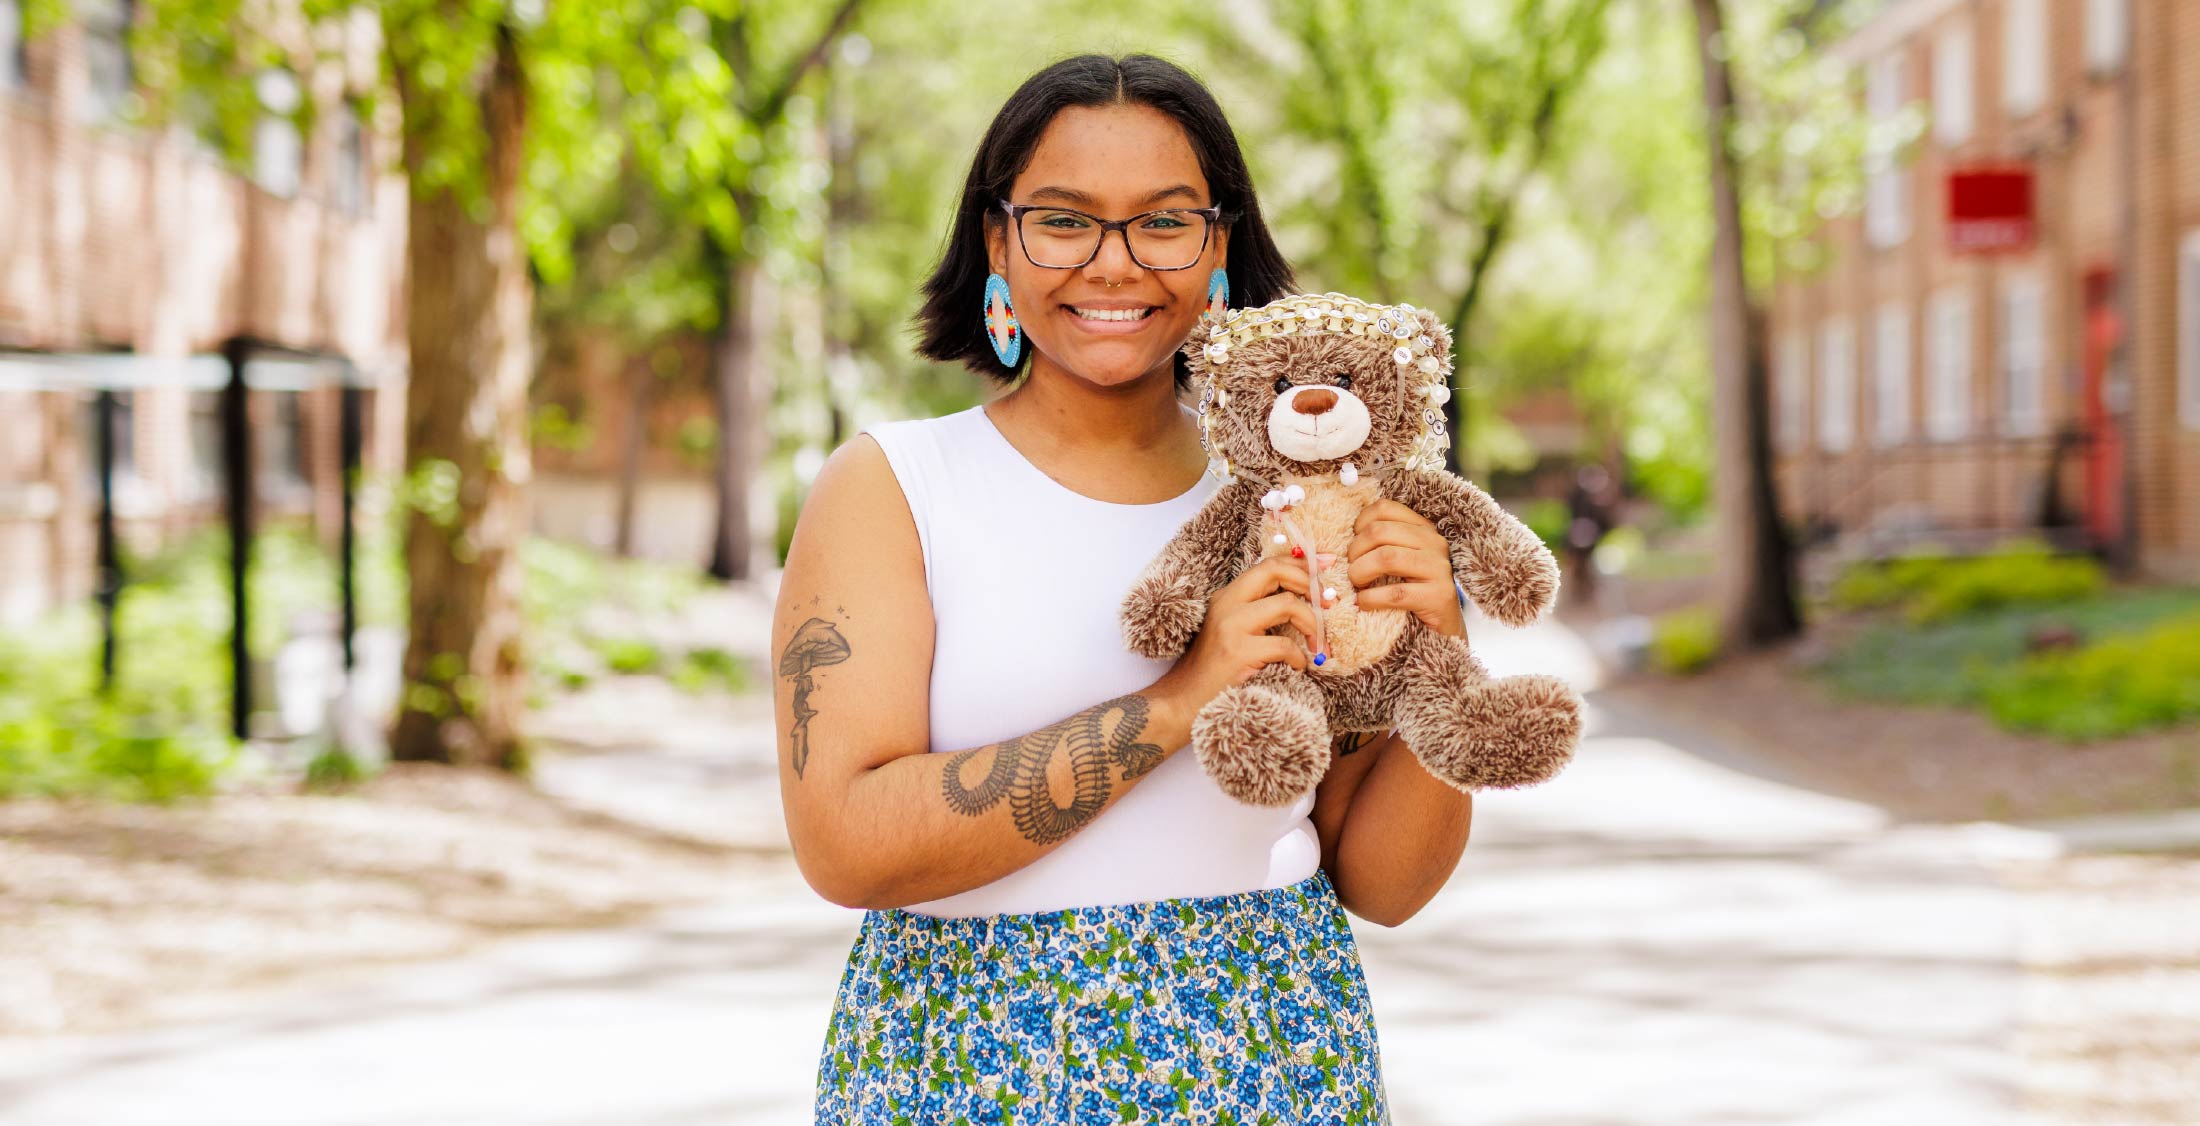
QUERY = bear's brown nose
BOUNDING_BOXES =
[1291,387,1337,416]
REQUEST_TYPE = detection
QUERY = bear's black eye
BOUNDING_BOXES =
[1272,377,1292,394]
[1332,372,1352,390]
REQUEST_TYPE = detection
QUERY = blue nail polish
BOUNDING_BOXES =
[1313,652,1326,666]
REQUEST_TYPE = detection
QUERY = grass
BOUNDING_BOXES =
[1816,585,2200,739]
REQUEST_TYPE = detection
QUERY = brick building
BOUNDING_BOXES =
[0,0,409,623]
[1769,0,2200,579]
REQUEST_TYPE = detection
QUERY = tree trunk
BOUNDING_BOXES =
[1690,0,1802,649]
[612,359,651,559]
[387,22,534,767]
[706,243,762,582]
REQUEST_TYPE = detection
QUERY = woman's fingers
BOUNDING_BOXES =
[1345,518,1441,563]
[1223,554,1311,605]
[1353,499,1438,536]
[1252,636,1309,675]
[1240,590,1320,649]
[1346,542,1445,590]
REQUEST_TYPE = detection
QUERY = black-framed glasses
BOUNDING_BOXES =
[997,199,1225,271]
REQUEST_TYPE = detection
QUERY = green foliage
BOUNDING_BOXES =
[672,646,750,695]
[1466,4,1712,517]
[1177,0,1614,303]
[1976,615,2200,740]
[1817,585,2200,740]
[676,416,717,470]
[0,517,421,801]
[518,538,751,696]
[1829,543,2106,624]
[1518,498,1569,555]
[0,520,758,802]
[1649,605,1719,675]
[0,577,236,803]
[303,742,373,790]
[592,636,662,675]
[530,403,597,453]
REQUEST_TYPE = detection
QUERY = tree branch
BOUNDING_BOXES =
[751,0,863,126]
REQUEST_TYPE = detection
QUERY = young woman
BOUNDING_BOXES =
[774,53,1476,1124]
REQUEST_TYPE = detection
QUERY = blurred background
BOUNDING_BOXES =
[1,0,2196,1122]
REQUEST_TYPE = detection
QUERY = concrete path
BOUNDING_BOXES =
[0,607,2052,1125]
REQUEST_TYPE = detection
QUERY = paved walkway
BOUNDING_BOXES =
[0,605,2053,1125]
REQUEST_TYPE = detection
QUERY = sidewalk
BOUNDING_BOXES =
[0,605,2051,1125]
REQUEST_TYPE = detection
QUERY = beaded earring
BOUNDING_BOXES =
[983,272,1021,367]
[1205,267,1230,320]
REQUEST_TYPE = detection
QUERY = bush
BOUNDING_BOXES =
[0,520,402,802]
[1650,605,1720,675]
[1977,614,2200,740]
[593,636,662,675]
[672,646,749,695]
[303,742,372,790]
[1829,542,2104,624]
[0,599,239,803]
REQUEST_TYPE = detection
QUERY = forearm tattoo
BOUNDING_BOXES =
[940,694,1163,845]
[779,608,852,780]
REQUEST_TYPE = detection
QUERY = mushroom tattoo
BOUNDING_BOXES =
[779,617,851,778]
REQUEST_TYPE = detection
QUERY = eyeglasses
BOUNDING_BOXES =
[997,198,1226,271]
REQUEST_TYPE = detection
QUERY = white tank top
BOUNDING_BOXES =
[859,402,1321,918]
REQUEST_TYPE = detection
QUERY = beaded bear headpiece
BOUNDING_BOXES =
[1190,290,1455,483]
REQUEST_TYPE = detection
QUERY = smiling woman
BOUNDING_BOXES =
[777,53,1449,1125]
[914,65,1294,395]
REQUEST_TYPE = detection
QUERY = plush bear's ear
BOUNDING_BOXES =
[1410,307,1456,383]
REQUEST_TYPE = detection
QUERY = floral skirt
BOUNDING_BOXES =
[813,868,1389,1124]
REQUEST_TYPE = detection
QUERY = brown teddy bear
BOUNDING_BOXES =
[1120,291,1585,807]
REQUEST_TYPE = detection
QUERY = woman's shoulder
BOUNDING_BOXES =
[807,408,987,579]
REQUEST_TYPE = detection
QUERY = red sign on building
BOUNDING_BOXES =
[1947,167,2035,253]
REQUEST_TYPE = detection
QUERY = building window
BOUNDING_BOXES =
[79,0,134,123]
[1818,320,1857,453]
[2086,0,2128,75]
[2180,231,2200,430]
[259,391,310,492]
[253,68,303,198]
[1,0,26,92]
[1927,288,1973,441]
[2003,0,2046,116]
[1777,330,1808,452]
[1873,303,1912,446]
[1999,270,2048,436]
[333,98,369,215]
[1864,53,1909,248]
[1932,25,1974,145]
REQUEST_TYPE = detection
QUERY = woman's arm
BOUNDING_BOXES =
[1312,728,1474,927]
[774,435,1317,911]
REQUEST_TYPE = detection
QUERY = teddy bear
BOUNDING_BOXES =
[1119,291,1585,807]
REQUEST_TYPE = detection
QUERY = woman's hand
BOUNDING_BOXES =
[1344,499,1466,639]
[1154,556,1322,714]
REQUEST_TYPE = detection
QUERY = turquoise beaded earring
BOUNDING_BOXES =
[1205,267,1230,319]
[983,272,1021,367]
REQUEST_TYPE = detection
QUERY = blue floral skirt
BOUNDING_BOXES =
[813,868,1389,1124]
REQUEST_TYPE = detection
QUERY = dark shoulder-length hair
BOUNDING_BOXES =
[914,53,1296,390]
